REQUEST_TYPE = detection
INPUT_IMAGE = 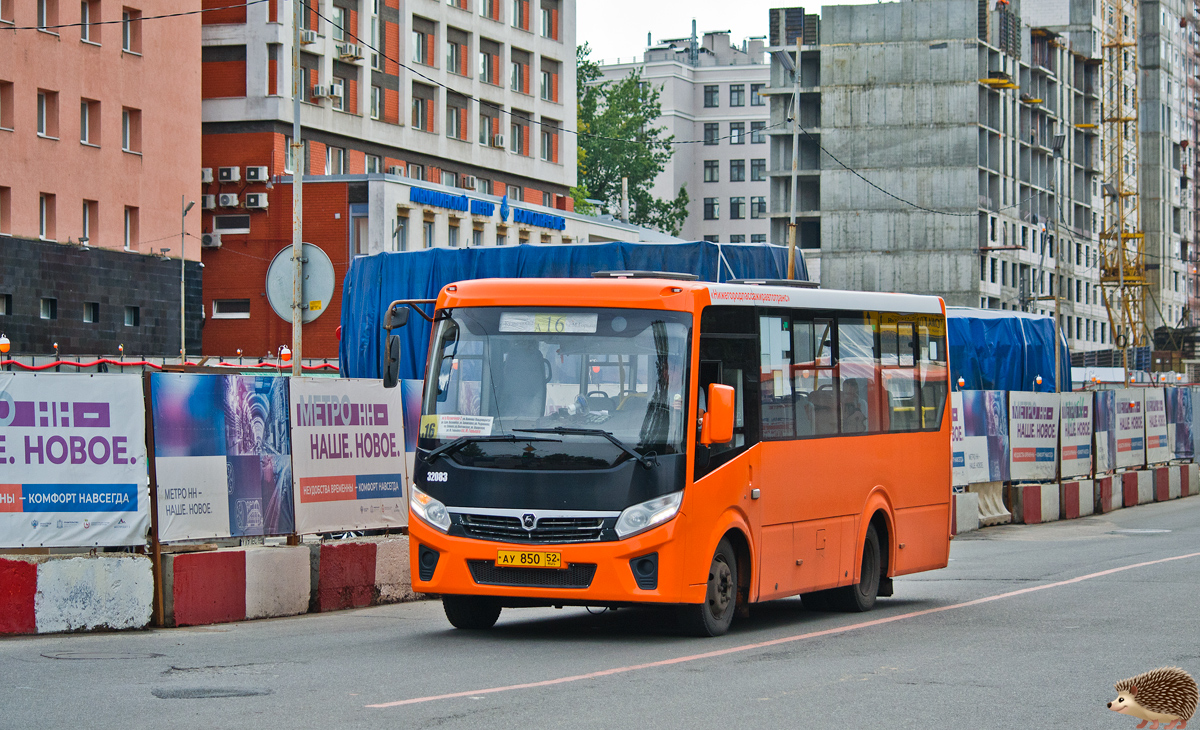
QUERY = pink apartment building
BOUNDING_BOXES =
[0,0,201,256]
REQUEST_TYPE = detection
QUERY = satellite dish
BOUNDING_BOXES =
[266,243,335,324]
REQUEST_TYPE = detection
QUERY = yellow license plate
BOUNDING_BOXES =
[496,550,563,569]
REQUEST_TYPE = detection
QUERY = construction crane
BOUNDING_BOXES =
[1098,0,1147,371]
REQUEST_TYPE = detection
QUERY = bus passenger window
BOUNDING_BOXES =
[837,317,876,434]
[918,318,949,430]
[760,316,794,439]
[793,319,837,436]
[881,321,919,431]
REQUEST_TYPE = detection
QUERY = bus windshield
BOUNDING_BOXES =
[419,307,691,469]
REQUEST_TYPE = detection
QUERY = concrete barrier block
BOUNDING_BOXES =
[1169,466,1182,500]
[316,542,377,612]
[1095,476,1121,513]
[244,547,309,620]
[1122,471,1139,508]
[968,481,1011,526]
[169,550,247,627]
[34,556,153,634]
[1154,467,1170,502]
[1136,470,1154,504]
[1011,483,1059,524]
[1076,480,1095,517]
[0,557,38,635]
[1060,481,1093,520]
[1187,463,1199,497]
[375,537,418,602]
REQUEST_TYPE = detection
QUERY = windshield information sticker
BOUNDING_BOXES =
[499,312,598,334]
[421,414,494,439]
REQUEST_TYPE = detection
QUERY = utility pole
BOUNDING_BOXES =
[1053,133,1066,394]
[181,197,194,361]
[786,38,801,280]
[291,0,304,377]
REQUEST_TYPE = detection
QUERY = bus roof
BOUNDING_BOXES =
[439,278,945,316]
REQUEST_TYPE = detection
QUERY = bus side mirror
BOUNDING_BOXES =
[382,334,401,389]
[700,384,735,445]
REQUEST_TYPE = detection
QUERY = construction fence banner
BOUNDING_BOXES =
[0,373,150,548]
[1094,389,1117,474]
[1166,387,1194,460]
[1008,391,1059,481]
[1192,387,1200,462]
[400,379,423,490]
[151,374,293,542]
[959,390,1010,483]
[950,392,968,487]
[1114,388,1146,469]
[289,378,408,534]
[1144,388,1170,464]
[1059,391,1093,479]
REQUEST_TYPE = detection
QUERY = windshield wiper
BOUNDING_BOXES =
[512,427,657,469]
[425,434,561,463]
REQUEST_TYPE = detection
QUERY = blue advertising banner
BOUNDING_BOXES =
[1094,389,1117,474]
[151,374,293,542]
[0,373,150,548]
[1166,387,1194,460]
[960,390,1010,483]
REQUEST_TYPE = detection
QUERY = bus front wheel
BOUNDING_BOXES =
[678,538,738,637]
[443,595,502,630]
[831,524,881,612]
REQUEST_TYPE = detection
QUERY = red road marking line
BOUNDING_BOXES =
[367,550,1200,708]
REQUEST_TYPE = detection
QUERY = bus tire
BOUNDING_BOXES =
[442,595,502,630]
[678,538,738,637]
[831,524,881,613]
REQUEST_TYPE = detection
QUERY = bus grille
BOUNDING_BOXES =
[458,514,606,544]
[467,560,598,589]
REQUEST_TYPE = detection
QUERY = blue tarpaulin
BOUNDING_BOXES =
[946,307,1072,393]
[339,241,800,380]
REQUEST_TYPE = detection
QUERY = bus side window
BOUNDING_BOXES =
[918,319,949,430]
[695,306,760,479]
[791,320,815,436]
[794,318,837,436]
[837,316,877,434]
[760,315,795,440]
[880,321,919,431]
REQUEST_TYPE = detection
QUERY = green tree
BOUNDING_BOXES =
[574,44,688,236]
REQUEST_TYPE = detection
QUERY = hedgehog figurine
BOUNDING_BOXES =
[1108,667,1199,730]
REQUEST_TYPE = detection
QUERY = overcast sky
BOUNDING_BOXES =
[576,0,878,64]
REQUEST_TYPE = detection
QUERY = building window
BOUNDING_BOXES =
[447,98,468,140]
[510,116,529,155]
[446,37,466,75]
[37,90,59,138]
[393,214,408,251]
[703,85,719,108]
[284,135,294,173]
[121,107,140,152]
[703,235,718,243]
[540,123,559,162]
[123,205,138,250]
[511,0,529,30]
[331,6,346,41]
[540,0,559,38]
[703,197,719,220]
[729,84,745,107]
[40,298,57,320]
[703,122,719,145]
[423,220,435,248]
[370,14,383,70]
[80,99,99,145]
[331,78,346,111]
[121,8,141,53]
[124,305,140,327]
[482,0,500,21]
[448,224,459,248]
[82,199,97,243]
[83,301,99,323]
[0,293,11,316]
[212,299,251,319]
[751,121,766,143]
[729,234,745,243]
[326,146,345,174]
[412,22,433,66]
[751,196,766,218]
[751,158,766,181]
[479,42,500,84]
[37,0,58,31]
[496,231,507,246]
[412,87,434,131]
[730,122,744,144]
[366,154,381,173]
[81,0,99,43]
[751,83,765,106]
[0,82,13,129]
[408,163,424,181]
[479,109,499,144]
[730,159,745,182]
[751,233,766,243]
[730,196,745,219]
[507,184,522,200]
[441,170,458,187]
[370,85,382,119]
[39,193,55,240]
[510,49,530,93]
[703,160,719,182]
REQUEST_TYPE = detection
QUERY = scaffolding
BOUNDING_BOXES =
[1098,0,1147,364]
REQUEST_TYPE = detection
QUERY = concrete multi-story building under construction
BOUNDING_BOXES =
[766,0,1138,355]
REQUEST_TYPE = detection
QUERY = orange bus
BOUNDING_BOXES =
[384,273,951,636]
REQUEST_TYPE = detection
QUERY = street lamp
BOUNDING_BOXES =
[0,334,9,354]
[181,198,195,361]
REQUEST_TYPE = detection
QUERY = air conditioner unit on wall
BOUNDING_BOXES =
[218,166,241,183]
[201,232,223,249]
[201,195,217,210]
[311,85,332,99]
[244,193,268,209]
[491,134,506,148]
[300,29,318,45]
[337,43,363,60]
[387,165,404,175]
[201,167,214,184]
[460,175,477,190]
[219,193,239,208]
[330,81,344,98]
[245,166,269,182]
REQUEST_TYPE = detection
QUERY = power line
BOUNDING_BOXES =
[5,0,271,31]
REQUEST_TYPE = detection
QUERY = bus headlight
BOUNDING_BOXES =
[615,491,683,539]
[411,487,451,532]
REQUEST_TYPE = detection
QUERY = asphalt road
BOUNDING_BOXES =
[4,498,1199,730]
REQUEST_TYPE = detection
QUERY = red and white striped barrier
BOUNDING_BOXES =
[0,555,153,635]
[1010,483,1060,524]
[165,546,309,627]
[1059,480,1094,520]
[1187,463,1200,497]
[308,536,415,612]
[1094,475,1122,513]
[1121,470,1154,507]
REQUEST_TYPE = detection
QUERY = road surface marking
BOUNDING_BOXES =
[367,550,1200,708]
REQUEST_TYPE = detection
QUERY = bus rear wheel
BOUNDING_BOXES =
[442,595,502,630]
[678,538,738,637]
[830,524,881,612]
